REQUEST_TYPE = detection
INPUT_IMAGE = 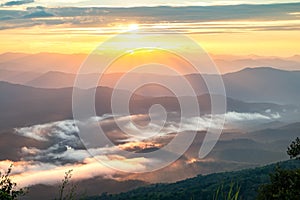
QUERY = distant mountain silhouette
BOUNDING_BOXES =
[0,69,41,84]
[223,67,300,105]
[1,52,300,104]
[20,67,300,105]
[1,52,300,73]
[0,52,87,73]
[0,81,295,130]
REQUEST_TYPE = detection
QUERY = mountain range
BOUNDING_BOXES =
[1,52,300,200]
[1,67,300,105]
[1,52,300,74]
[0,80,297,130]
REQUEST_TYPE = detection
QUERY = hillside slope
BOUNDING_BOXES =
[89,159,300,200]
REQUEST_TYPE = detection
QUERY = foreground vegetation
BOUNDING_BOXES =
[88,159,300,200]
[89,137,300,200]
[0,165,26,200]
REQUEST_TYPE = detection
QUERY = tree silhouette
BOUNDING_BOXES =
[55,170,86,200]
[257,137,300,199]
[0,164,27,200]
[287,137,300,159]
[257,166,300,200]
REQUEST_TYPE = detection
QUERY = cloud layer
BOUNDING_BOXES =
[5,111,282,186]
[0,3,300,33]
[1,0,300,8]
[1,0,34,6]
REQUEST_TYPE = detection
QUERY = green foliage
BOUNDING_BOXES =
[56,170,77,200]
[0,164,27,200]
[89,160,300,200]
[287,137,300,159]
[213,182,240,200]
[256,138,300,199]
[55,170,86,200]
[257,166,300,200]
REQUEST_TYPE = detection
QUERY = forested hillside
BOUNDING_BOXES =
[89,159,300,200]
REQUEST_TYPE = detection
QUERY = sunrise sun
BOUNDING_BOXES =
[128,23,139,30]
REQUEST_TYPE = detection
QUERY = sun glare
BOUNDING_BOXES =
[128,23,139,30]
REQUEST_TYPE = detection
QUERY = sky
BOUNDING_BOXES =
[0,0,300,56]
[1,0,300,7]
